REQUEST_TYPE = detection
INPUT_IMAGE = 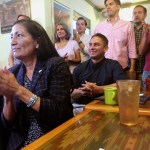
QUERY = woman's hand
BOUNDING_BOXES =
[0,67,20,97]
[63,53,70,62]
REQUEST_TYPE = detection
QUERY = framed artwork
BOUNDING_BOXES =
[53,1,71,31]
[0,0,31,34]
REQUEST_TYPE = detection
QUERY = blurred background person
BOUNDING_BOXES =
[55,22,81,73]
[8,14,31,67]
[73,17,91,62]
[138,22,150,87]
[0,20,73,149]
[133,5,147,80]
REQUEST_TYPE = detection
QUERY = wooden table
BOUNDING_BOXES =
[22,108,150,150]
[84,90,150,116]
[84,99,150,116]
[22,90,150,150]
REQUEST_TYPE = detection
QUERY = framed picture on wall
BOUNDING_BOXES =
[73,11,91,35]
[0,0,31,34]
[53,1,71,32]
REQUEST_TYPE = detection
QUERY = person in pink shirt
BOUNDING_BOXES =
[138,22,150,87]
[94,0,137,72]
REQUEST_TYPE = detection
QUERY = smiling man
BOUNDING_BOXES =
[94,0,137,73]
[73,17,91,62]
[71,33,127,106]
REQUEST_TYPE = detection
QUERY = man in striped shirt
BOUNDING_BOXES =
[133,5,147,80]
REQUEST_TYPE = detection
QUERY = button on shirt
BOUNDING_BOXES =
[94,18,137,69]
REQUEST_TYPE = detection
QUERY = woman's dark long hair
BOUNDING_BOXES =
[13,20,59,62]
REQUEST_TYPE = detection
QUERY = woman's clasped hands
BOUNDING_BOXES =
[0,67,19,97]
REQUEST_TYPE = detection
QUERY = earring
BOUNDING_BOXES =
[36,44,39,49]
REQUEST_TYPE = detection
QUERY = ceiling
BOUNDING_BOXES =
[85,0,150,11]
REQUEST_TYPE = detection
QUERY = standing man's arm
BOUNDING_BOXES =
[73,32,85,50]
[129,58,136,72]
[79,36,91,56]
[73,31,90,56]
[139,23,150,55]
[128,23,137,72]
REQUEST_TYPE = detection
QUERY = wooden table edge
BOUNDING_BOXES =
[84,103,150,116]
[21,109,92,150]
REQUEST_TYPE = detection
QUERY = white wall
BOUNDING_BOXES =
[30,0,54,39]
[0,31,10,67]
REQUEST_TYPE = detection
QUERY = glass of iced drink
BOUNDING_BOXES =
[117,80,141,126]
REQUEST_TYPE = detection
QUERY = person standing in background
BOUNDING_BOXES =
[8,14,31,67]
[55,22,81,73]
[73,17,91,62]
[94,0,137,75]
[133,5,147,80]
[138,22,150,86]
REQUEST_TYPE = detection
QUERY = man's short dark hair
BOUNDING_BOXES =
[91,33,108,46]
[104,0,121,5]
[134,5,147,14]
[77,17,87,26]
[17,14,31,21]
